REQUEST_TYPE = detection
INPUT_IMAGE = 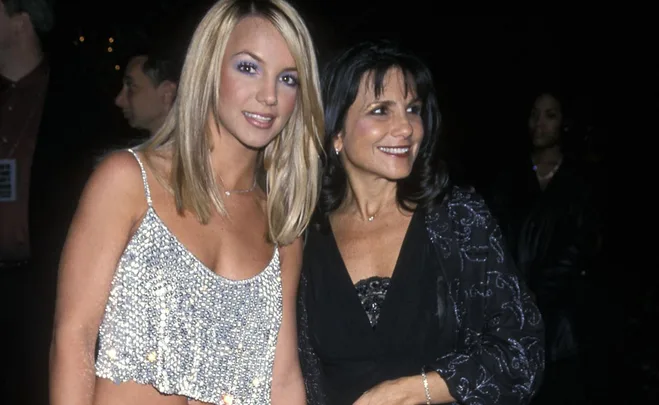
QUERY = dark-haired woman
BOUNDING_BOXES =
[298,40,545,405]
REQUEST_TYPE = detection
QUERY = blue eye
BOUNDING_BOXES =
[236,61,258,74]
[280,74,298,87]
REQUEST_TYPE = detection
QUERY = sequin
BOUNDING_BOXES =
[95,149,283,405]
[354,276,391,328]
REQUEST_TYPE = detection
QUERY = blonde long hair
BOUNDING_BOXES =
[139,0,324,245]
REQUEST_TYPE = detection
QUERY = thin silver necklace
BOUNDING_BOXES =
[365,208,383,222]
[362,204,390,222]
[224,177,257,196]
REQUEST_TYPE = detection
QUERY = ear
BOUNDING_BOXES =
[157,80,177,107]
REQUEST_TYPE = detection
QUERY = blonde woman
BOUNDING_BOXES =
[49,1,323,404]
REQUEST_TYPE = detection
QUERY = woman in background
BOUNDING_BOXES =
[487,90,602,404]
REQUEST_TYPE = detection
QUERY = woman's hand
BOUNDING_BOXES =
[353,371,454,405]
[352,377,416,405]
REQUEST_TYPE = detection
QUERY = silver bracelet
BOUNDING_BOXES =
[421,367,432,405]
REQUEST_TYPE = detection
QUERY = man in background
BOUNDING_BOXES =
[0,0,51,267]
[115,51,180,136]
[0,0,53,403]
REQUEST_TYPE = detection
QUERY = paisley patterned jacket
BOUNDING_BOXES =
[298,186,545,405]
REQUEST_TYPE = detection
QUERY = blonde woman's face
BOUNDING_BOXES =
[216,16,299,149]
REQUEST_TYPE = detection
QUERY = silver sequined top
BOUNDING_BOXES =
[95,149,283,405]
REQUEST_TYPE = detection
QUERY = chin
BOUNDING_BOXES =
[533,139,558,149]
[238,133,280,150]
[381,170,414,182]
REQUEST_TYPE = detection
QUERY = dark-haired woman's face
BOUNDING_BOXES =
[334,68,424,182]
[528,94,563,149]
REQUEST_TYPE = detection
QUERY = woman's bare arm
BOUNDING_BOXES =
[271,237,306,405]
[49,151,146,405]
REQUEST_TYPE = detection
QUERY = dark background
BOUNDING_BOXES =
[45,1,609,188]
[21,1,622,404]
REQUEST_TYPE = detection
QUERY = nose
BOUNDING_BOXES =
[115,87,127,108]
[534,117,548,131]
[391,113,413,138]
[255,78,278,106]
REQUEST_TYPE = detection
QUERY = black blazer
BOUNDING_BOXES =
[298,186,545,405]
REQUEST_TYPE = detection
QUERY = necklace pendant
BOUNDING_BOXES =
[225,191,231,196]
[368,215,374,222]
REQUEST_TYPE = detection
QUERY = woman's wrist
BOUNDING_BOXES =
[397,374,431,405]
[420,367,432,404]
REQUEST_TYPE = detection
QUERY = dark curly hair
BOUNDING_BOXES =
[316,39,449,224]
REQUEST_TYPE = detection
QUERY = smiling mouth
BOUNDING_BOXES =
[243,111,275,130]
[378,146,410,155]
[243,111,273,122]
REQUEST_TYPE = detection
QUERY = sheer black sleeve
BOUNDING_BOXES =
[427,188,545,405]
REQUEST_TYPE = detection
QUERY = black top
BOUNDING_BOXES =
[486,157,602,362]
[299,187,545,405]
[354,276,391,328]
[301,210,450,404]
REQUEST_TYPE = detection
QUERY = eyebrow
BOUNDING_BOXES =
[365,98,421,109]
[232,51,297,72]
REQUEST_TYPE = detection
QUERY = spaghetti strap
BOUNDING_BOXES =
[127,148,153,207]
